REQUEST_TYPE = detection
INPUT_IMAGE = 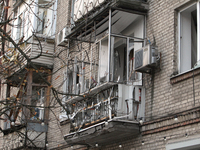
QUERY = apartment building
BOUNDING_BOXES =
[0,0,57,149]
[48,0,200,149]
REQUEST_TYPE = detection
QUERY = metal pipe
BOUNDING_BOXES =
[127,37,130,83]
[2,0,9,55]
[110,33,144,41]
[107,8,112,82]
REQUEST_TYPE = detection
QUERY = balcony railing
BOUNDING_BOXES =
[64,84,144,146]
[1,39,54,78]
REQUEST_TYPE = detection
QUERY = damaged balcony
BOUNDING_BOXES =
[61,7,146,102]
[60,0,148,147]
[65,120,139,146]
[63,84,145,146]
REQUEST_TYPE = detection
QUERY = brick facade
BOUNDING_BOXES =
[49,0,200,149]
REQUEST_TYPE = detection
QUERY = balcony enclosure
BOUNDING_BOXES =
[62,0,148,146]
[0,1,55,149]
[1,0,56,78]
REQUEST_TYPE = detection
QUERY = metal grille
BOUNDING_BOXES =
[135,49,143,69]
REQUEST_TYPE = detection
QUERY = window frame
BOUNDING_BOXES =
[35,0,57,36]
[31,87,46,121]
[178,2,200,73]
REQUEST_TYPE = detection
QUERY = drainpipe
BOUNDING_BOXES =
[2,0,9,55]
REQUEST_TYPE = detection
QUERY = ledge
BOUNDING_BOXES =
[170,67,200,84]
[64,120,139,146]
[66,82,117,104]
[141,107,200,135]
[142,117,200,136]
[143,106,200,125]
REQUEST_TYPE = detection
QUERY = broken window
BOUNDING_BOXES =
[179,3,198,73]
[111,10,145,38]
[111,36,127,82]
[31,87,45,121]
[36,0,55,35]
[98,36,109,83]
[12,13,24,43]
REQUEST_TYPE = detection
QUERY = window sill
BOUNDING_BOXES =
[170,67,200,84]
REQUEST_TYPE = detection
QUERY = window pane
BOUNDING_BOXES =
[111,10,145,38]
[180,4,197,73]
[110,36,127,82]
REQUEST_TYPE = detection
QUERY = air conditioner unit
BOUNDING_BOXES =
[134,45,158,73]
[57,27,71,46]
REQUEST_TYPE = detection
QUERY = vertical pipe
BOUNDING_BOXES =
[107,8,112,82]
[144,15,146,46]
[110,36,114,81]
[90,46,93,88]
[98,40,101,83]
[178,11,181,72]
[197,2,200,61]
[94,21,96,40]
[4,84,10,129]
[2,0,9,55]
[44,72,52,123]
[26,70,33,121]
[66,49,69,96]
[108,87,113,120]
[81,51,85,93]
[127,37,130,83]
[73,56,77,94]
[150,69,155,120]
[44,132,47,150]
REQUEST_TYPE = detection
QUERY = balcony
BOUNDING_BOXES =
[1,0,56,79]
[63,84,145,146]
[1,68,51,149]
[1,37,54,79]
[61,0,147,146]
[72,0,148,25]
[64,120,139,146]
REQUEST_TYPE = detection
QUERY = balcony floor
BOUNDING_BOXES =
[64,120,139,147]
